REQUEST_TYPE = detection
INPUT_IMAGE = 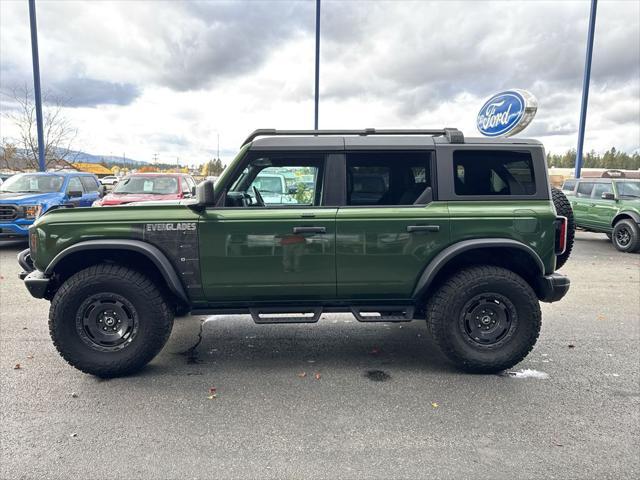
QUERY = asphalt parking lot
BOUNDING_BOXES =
[1,232,638,480]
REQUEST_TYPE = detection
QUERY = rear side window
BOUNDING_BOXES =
[576,182,595,197]
[80,176,99,193]
[346,151,431,206]
[453,150,536,196]
[562,179,576,192]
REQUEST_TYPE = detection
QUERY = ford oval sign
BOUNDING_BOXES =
[477,89,538,137]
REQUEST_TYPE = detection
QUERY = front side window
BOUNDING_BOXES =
[227,155,323,207]
[592,182,613,198]
[576,182,595,198]
[616,181,640,198]
[453,150,535,196]
[0,174,64,193]
[114,176,179,195]
[67,177,84,193]
[346,151,431,206]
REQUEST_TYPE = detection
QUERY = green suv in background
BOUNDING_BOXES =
[563,178,640,252]
[18,128,572,377]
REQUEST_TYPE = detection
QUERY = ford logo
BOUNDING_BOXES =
[477,89,538,137]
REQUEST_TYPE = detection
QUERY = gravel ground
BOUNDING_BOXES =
[1,232,638,480]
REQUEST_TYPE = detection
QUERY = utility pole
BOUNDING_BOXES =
[152,153,159,165]
[217,133,220,160]
[28,0,45,172]
[575,0,598,179]
[314,0,321,130]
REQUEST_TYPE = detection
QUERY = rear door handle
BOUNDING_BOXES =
[293,226,326,234]
[407,225,440,233]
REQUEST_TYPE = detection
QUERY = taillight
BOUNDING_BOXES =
[555,216,567,255]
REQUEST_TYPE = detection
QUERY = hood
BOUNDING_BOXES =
[0,191,62,204]
[98,192,181,206]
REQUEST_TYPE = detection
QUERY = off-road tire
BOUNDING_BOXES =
[49,264,174,377]
[612,219,640,253]
[427,266,541,373]
[551,187,575,269]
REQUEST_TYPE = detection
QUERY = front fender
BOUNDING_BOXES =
[44,239,189,304]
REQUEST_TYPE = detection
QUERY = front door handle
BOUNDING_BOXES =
[407,225,440,233]
[293,226,326,234]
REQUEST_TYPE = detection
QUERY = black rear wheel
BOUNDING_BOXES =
[551,187,575,269]
[427,265,541,373]
[49,264,174,377]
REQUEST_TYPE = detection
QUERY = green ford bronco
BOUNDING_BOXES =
[18,128,572,377]
[562,177,640,252]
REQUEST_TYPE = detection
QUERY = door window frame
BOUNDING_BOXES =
[211,151,338,209]
[340,149,436,208]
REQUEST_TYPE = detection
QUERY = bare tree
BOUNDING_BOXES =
[3,86,78,170]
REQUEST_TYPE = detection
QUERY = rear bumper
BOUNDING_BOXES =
[537,273,570,303]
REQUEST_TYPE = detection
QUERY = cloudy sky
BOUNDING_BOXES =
[1,0,639,165]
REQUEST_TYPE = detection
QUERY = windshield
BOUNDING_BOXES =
[616,181,640,198]
[113,176,179,195]
[252,176,283,194]
[0,174,64,193]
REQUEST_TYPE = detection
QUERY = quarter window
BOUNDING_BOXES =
[453,150,535,196]
[346,152,431,206]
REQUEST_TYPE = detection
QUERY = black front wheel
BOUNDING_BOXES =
[49,264,174,377]
[427,265,541,373]
[612,219,640,253]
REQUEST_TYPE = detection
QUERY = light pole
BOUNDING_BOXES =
[575,0,598,179]
[314,0,321,130]
[28,0,46,171]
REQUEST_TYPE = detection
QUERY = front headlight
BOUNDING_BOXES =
[22,205,42,219]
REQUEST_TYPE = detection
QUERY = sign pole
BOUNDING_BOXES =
[575,0,598,179]
[314,0,321,130]
[28,0,46,172]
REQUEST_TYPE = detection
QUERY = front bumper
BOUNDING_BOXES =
[537,273,570,303]
[18,248,49,298]
[23,270,51,299]
[0,222,31,238]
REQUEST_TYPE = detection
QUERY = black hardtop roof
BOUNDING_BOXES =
[245,128,542,150]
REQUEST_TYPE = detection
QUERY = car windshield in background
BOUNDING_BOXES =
[616,181,640,198]
[113,176,178,195]
[0,174,64,193]
[253,176,283,193]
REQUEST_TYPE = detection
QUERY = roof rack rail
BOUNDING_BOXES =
[241,128,464,146]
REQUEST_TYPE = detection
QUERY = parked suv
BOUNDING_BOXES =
[19,128,572,377]
[92,173,197,206]
[562,178,640,252]
[0,172,102,239]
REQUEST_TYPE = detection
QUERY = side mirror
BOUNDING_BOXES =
[288,185,298,195]
[194,180,215,210]
[100,185,107,197]
[68,190,82,198]
[602,192,615,200]
[191,186,196,196]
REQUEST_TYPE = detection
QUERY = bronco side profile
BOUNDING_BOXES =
[19,128,572,377]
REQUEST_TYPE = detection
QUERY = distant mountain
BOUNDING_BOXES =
[67,150,147,166]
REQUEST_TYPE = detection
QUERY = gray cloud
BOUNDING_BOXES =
[50,77,140,107]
